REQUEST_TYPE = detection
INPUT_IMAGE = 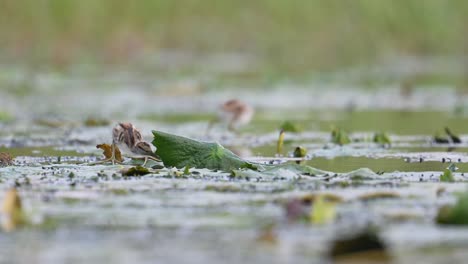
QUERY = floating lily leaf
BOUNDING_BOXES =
[152,130,254,171]
[1,188,26,231]
[310,196,337,224]
[373,132,391,146]
[331,127,351,145]
[121,166,150,176]
[96,144,124,163]
[437,191,468,225]
[279,121,302,133]
[0,152,14,167]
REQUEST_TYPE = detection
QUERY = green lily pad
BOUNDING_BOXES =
[152,130,255,171]
[373,132,391,146]
[437,191,468,225]
[331,127,351,145]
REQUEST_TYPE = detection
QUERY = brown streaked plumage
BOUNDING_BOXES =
[219,99,254,131]
[103,122,160,165]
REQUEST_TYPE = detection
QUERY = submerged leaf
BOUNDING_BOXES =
[96,144,124,162]
[310,196,337,224]
[1,188,25,231]
[152,130,254,171]
[279,121,302,133]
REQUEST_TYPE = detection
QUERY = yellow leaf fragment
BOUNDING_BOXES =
[310,196,337,225]
[96,144,124,162]
[1,188,25,231]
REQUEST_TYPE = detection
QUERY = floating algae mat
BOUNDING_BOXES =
[2,83,468,263]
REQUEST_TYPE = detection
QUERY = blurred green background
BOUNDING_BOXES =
[1,0,467,76]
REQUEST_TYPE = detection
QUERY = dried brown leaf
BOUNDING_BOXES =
[96,144,124,162]
[1,188,25,231]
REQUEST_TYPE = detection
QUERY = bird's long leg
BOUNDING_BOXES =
[132,155,161,167]
[111,142,116,165]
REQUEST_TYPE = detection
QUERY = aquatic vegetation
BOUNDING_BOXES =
[279,121,302,133]
[437,191,468,225]
[293,146,307,158]
[331,127,351,145]
[373,132,391,146]
[293,146,307,164]
[433,127,462,144]
[84,117,110,127]
[440,163,457,182]
[357,191,401,201]
[276,129,285,155]
[309,196,337,225]
[120,166,150,176]
[445,127,462,143]
[152,130,255,171]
